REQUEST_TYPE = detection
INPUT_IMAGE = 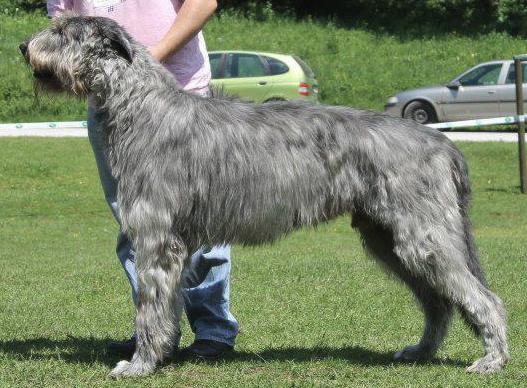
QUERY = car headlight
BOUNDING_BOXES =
[386,96,399,105]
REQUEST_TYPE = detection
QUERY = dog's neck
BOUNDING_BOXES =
[84,44,182,111]
[84,46,192,179]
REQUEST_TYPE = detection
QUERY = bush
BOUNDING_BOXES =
[220,0,497,34]
[498,0,527,36]
[220,0,527,36]
[0,0,45,13]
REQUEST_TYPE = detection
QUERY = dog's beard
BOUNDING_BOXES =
[32,70,64,93]
[32,69,87,97]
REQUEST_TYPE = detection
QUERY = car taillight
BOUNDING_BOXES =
[298,82,310,96]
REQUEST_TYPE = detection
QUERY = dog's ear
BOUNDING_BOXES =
[107,30,134,63]
[95,18,134,63]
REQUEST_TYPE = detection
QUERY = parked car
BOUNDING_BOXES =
[384,60,527,124]
[208,51,318,103]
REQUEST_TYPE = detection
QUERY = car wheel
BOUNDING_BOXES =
[403,101,437,124]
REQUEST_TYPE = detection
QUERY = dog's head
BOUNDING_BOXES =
[20,14,134,95]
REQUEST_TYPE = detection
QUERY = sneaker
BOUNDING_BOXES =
[107,333,181,359]
[107,336,136,358]
[180,339,233,360]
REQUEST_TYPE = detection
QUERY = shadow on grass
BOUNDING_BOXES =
[0,336,119,367]
[0,336,467,369]
[483,186,521,193]
[211,346,467,369]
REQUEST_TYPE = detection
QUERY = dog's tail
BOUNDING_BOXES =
[452,152,487,285]
[451,149,487,335]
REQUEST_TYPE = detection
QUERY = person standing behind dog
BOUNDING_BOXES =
[47,0,239,359]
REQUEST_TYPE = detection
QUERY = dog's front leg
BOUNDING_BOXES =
[111,233,187,378]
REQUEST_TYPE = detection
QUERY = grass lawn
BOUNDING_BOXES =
[0,139,526,387]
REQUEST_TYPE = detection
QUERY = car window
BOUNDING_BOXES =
[224,53,268,78]
[209,53,223,79]
[458,64,502,86]
[238,54,267,77]
[505,63,527,84]
[263,56,289,75]
[293,55,315,78]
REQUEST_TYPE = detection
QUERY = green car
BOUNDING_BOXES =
[208,51,319,103]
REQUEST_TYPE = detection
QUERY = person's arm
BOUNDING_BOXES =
[47,0,73,17]
[149,0,217,62]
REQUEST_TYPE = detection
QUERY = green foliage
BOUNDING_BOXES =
[244,1,277,22]
[0,0,45,14]
[497,0,527,36]
[222,0,527,36]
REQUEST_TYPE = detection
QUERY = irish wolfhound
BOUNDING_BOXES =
[20,15,509,377]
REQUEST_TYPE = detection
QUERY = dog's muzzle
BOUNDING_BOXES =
[19,42,28,56]
[19,39,30,59]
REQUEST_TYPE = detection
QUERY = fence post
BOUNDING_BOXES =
[513,55,527,194]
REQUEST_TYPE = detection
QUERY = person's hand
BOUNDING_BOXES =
[148,44,168,63]
[148,0,217,64]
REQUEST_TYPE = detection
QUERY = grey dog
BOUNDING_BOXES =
[21,15,509,378]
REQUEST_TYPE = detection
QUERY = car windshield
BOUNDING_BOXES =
[458,64,502,86]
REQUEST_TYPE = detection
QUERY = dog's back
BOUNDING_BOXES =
[156,95,465,247]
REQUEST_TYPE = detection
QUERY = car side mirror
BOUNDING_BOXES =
[447,80,461,89]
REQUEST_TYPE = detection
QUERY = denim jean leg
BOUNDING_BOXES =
[87,106,139,306]
[183,245,239,347]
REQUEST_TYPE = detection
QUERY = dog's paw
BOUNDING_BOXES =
[394,345,432,362]
[466,353,508,374]
[110,359,155,379]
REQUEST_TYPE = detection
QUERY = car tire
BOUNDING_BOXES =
[403,101,437,125]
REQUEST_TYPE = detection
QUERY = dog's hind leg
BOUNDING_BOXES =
[453,274,509,374]
[428,235,509,373]
[385,212,509,373]
[110,231,187,378]
[352,212,453,361]
[393,286,453,361]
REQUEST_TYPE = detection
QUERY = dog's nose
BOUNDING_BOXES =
[19,40,29,56]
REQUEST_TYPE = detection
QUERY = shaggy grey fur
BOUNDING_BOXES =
[21,15,509,378]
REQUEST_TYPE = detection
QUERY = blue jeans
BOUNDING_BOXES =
[87,105,238,347]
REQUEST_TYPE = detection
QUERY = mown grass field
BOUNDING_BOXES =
[3,12,527,122]
[0,139,526,387]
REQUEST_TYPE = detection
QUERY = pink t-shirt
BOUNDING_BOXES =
[47,0,211,92]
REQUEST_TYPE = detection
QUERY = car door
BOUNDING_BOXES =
[497,62,527,116]
[259,55,293,99]
[442,63,504,121]
[215,53,273,102]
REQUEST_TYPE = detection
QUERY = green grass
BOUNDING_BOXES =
[3,12,527,123]
[0,139,526,387]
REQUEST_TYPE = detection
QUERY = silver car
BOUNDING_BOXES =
[384,60,527,124]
